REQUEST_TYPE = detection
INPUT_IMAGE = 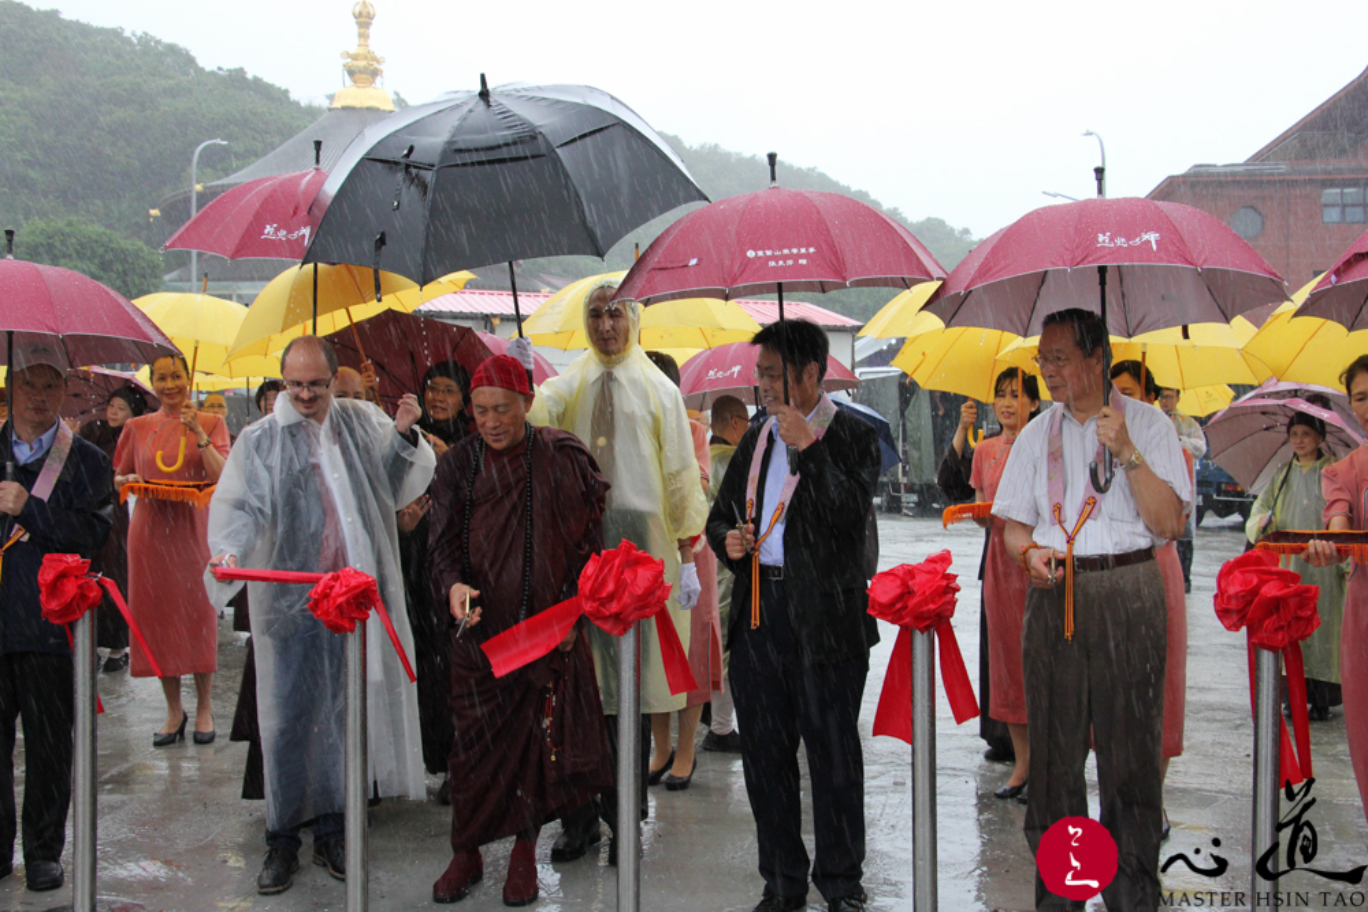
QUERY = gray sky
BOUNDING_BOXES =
[41,0,1368,239]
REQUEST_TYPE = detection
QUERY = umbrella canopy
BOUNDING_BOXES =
[133,292,252,377]
[1206,395,1363,494]
[924,197,1288,337]
[525,270,761,350]
[226,263,418,362]
[1235,378,1360,434]
[135,363,279,393]
[323,310,557,406]
[831,397,900,473]
[305,78,707,286]
[860,281,941,340]
[677,341,857,410]
[61,367,155,426]
[0,236,176,368]
[1294,226,1368,329]
[385,270,478,312]
[163,167,328,261]
[1177,385,1233,418]
[616,180,945,304]
[1240,277,1368,388]
[890,323,1021,402]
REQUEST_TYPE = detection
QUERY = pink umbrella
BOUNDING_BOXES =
[1294,227,1368,330]
[1206,395,1363,494]
[1237,379,1359,434]
[163,144,327,261]
[678,341,856,410]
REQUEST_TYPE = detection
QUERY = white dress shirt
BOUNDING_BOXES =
[758,402,821,566]
[993,396,1192,557]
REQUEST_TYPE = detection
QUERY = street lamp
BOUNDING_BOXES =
[190,138,228,289]
[1042,191,1080,202]
[1083,130,1106,198]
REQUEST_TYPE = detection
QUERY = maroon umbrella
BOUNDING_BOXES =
[924,197,1287,338]
[618,153,943,404]
[62,368,156,426]
[163,142,327,262]
[1294,227,1368,329]
[323,310,556,406]
[677,342,856,409]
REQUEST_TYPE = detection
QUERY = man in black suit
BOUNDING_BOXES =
[0,345,113,893]
[706,320,880,912]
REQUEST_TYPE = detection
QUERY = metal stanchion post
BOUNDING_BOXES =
[911,628,937,912]
[72,611,96,912]
[617,623,640,912]
[346,626,368,912]
[1251,646,1280,909]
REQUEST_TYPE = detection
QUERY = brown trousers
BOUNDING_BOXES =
[1023,559,1167,912]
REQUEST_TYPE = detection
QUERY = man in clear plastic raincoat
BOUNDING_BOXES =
[527,278,708,862]
[204,336,434,895]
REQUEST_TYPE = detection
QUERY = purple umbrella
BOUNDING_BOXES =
[1237,378,1360,434]
[1206,395,1363,494]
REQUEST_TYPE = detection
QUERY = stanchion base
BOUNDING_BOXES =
[42,898,145,912]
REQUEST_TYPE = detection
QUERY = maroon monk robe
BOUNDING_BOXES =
[428,425,614,851]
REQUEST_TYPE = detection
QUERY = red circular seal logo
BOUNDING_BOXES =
[1036,816,1119,901]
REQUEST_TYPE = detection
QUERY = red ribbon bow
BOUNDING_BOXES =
[1215,550,1322,786]
[482,541,696,695]
[212,566,416,683]
[39,554,170,713]
[867,551,979,743]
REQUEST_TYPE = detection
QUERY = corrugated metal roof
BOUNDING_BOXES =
[417,289,552,317]
[735,299,863,328]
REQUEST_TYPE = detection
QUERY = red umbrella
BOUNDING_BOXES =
[0,232,177,369]
[678,341,856,410]
[924,197,1287,338]
[1293,227,1368,329]
[163,142,327,262]
[618,153,943,405]
[323,310,556,406]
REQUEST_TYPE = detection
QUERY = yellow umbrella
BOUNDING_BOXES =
[226,264,418,363]
[859,281,941,339]
[136,363,280,393]
[133,292,250,377]
[386,270,479,311]
[889,322,1022,402]
[1177,384,1234,417]
[1240,277,1368,389]
[524,271,760,350]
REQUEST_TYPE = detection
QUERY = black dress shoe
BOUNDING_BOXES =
[257,847,299,895]
[647,749,675,786]
[313,837,345,881]
[102,652,129,673]
[994,780,1027,800]
[193,729,216,745]
[25,860,63,892]
[549,821,601,862]
[153,712,187,747]
[829,890,869,912]
[1309,704,1332,722]
[702,730,742,752]
[982,745,1015,763]
[752,892,808,911]
[664,757,697,791]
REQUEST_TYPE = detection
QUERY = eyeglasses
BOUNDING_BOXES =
[1031,353,1076,370]
[284,379,332,394]
[753,367,786,383]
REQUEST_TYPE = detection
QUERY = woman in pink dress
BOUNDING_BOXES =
[1111,361,1189,840]
[114,354,230,746]
[1305,354,1368,824]
[972,367,1040,799]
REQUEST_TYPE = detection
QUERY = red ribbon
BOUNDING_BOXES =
[481,541,696,695]
[212,566,416,683]
[38,554,124,713]
[1215,550,1322,786]
[867,550,979,743]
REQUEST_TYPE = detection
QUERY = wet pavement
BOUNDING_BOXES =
[2,515,1366,911]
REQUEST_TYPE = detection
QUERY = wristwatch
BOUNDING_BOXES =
[197,437,211,450]
[1122,448,1145,472]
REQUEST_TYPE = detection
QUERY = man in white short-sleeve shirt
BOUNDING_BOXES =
[994,309,1190,912]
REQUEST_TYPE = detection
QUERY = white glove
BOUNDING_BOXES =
[676,562,701,611]
[507,336,535,370]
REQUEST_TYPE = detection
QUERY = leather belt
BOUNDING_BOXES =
[1071,547,1154,574]
[758,564,784,581]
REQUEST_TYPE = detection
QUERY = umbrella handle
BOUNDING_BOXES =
[968,428,985,447]
[155,435,187,474]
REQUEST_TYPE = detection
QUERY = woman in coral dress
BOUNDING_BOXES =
[114,354,230,746]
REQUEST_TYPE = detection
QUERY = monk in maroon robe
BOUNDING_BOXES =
[427,354,613,906]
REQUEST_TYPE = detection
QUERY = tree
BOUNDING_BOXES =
[15,217,164,299]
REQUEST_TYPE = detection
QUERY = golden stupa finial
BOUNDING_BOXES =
[331,1,395,111]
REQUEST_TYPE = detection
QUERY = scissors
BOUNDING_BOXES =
[456,588,471,638]
[731,503,752,552]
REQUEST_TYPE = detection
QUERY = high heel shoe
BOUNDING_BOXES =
[647,749,675,786]
[154,712,187,747]
[994,779,1027,800]
[664,756,697,791]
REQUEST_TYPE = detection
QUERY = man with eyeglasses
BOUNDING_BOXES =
[994,309,1189,912]
[205,335,435,896]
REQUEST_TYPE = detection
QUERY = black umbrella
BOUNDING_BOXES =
[303,75,708,337]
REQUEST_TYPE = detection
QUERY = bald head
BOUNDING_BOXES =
[332,366,366,400]
[710,394,749,446]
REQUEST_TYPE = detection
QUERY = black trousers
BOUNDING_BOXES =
[1176,539,1194,588]
[0,652,73,866]
[1023,561,1166,912]
[730,578,867,904]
